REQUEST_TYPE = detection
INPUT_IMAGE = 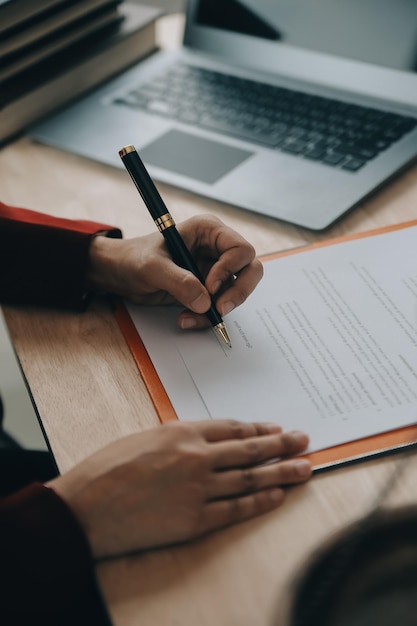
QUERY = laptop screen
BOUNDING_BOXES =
[195,0,417,73]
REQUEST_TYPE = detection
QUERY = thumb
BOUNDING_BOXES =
[159,261,211,313]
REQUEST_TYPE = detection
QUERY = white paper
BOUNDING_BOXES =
[126,226,417,453]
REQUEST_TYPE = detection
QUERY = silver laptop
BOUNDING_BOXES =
[30,0,417,230]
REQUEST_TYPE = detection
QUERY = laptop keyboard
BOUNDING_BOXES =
[112,63,417,173]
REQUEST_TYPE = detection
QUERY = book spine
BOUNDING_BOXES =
[0,21,157,145]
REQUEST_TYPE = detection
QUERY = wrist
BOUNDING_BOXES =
[47,468,102,559]
[86,234,120,295]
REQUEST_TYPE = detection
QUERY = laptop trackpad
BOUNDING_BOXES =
[140,129,253,185]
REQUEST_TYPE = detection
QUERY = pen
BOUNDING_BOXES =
[119,144,231,347]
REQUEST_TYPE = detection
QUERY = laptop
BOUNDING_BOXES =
[30,0,417,231]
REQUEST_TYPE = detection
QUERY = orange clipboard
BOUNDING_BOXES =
[115,219,417,472]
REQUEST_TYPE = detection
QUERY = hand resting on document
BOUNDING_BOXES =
[49,420,311,559]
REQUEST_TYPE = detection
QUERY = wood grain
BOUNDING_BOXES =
[2,13,417,626]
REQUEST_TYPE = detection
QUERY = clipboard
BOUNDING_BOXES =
[115,220,417,472]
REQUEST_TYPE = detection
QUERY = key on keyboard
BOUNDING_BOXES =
[112,63,417,173]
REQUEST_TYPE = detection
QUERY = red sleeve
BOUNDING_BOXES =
[0,201,122,309]
[0,484,110,624]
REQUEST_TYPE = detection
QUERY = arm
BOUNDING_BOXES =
[0,202,312,620]
[0,201,261,324]
[0,201,121,309]
[1,422,311,622]
[0,484,109,622]
[0,201,121,620]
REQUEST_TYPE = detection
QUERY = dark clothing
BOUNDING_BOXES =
[0,201,121,624]
[0,200,120,308]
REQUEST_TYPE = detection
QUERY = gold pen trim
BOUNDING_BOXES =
[119,145,136,158]
[155,213,175,232]
[214,322,232,348]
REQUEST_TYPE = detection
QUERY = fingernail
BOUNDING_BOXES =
[288,430,308,444]
[191,292,210,312]
[221,301,235,316]
[294,459,312,477]
[212,280,222,293]
[180,317,197,329]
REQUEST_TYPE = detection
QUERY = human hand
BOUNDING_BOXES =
[87,215,263,329]
[49,420,311,559]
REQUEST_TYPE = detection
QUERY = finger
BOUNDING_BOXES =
[152,259,212,314]
[177,259,262,328]
[211,430,309,469]
[200,487,286,534]
[179,215,262,302]
[179,215,256,265]
[191,419,283,442]
[177,309,212,330]
[213,259,263,317]
[206,251,262,293]
[206,458,312,500]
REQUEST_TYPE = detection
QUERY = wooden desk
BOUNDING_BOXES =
[2,14,417,626]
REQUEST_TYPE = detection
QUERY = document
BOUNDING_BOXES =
[121,223,417,462]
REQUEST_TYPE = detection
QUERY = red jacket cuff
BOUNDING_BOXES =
[0,483,97,613]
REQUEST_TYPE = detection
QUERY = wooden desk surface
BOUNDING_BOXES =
[2,14,417,626]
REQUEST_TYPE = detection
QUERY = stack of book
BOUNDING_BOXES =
[0,0,163,145]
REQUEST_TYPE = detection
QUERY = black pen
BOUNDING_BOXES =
[119,144,231,347]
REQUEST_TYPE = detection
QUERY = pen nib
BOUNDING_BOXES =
[214,323,232,348]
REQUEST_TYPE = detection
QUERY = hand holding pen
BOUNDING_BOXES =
[118,144,263,345]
